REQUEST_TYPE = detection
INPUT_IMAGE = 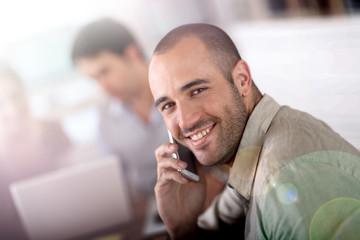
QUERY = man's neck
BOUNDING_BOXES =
[228,90,263,168]
[246,90,263,116]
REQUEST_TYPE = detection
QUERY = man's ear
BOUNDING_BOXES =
[123,43,142,61]
[232,60,252,97]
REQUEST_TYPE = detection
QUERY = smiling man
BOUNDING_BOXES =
[149,23,360,239]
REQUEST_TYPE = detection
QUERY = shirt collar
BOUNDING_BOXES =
[228,94,281,200]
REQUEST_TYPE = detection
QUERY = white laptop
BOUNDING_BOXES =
[9,155,133,240]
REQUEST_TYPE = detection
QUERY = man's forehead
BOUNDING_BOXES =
[77,52,112,75]
[150,37,211,73]
[149,36,214,97]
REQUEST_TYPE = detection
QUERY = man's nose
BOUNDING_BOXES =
[177,101,200,130]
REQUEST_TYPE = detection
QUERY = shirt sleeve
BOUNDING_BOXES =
[197,184,249,230]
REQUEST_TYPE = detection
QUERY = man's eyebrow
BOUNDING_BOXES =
[154,79,210,108]
[154,96,169,108]
[180,79,210,92]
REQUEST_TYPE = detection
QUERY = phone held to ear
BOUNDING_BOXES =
[167,130,200,182]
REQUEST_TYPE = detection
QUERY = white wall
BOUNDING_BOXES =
[230,15,360,148]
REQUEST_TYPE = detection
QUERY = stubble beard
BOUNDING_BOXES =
[193,86,248,166]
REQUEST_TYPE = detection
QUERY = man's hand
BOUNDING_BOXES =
[154,142,206,239]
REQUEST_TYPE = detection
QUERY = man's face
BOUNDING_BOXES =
[77,51,139,103]
[149,37,248,165]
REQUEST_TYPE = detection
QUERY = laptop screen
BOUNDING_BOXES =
[10,155,133,240]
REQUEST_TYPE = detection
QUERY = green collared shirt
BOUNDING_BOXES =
[198,94,360,239]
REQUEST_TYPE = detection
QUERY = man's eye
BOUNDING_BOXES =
[162,102,175,111]
[191,88,206,96]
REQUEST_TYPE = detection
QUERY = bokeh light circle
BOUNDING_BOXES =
[276,183,298,205]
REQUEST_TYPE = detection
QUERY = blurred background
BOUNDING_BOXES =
[0,0,359,152]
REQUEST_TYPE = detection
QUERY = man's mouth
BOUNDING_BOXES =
[190,127,211,141]
[184,123,216,148]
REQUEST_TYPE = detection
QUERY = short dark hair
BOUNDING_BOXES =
[153,23,242,84]
[71,18,138,63]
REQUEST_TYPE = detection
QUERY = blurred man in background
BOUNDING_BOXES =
[0,62,71,239]
[71,18,169,194]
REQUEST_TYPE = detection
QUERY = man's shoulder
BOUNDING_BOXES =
[266,104,335,145]
[255,105,360,239]
[259,103,360,182]
[98,98,131,123]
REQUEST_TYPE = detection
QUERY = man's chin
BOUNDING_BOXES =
[194,152,218,166]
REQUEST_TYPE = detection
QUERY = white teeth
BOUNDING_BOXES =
[190,128,211,141]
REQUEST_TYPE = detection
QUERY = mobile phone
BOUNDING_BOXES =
[167,130,200,182]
